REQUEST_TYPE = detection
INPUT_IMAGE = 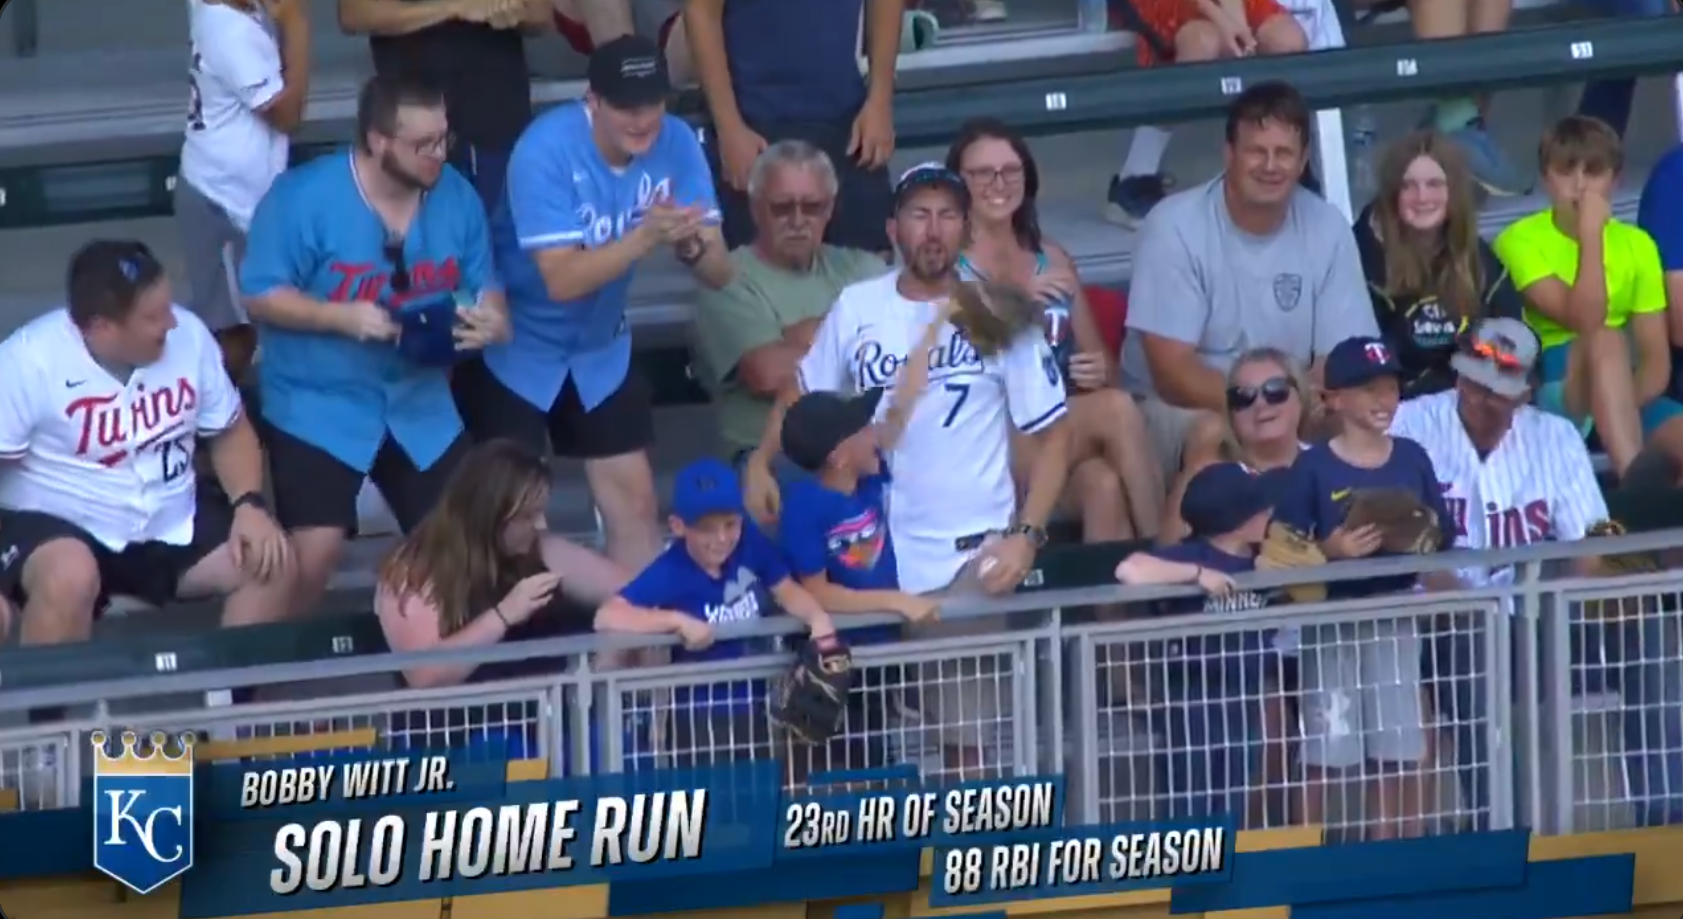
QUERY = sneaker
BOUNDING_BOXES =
[971,0,1008,20]
[1103,173,1173,228]
[1450,123,1530,197]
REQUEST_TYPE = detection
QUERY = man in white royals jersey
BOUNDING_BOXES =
[744,162,1071,596]
[0,242,294,650]
[1391,316,1683,829]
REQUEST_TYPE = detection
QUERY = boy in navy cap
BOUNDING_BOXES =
[1115,462,1281,822]
[1271,334,1453,839]
[595,457,838,767]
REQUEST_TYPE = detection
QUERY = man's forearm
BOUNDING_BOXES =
[537,232,655,302]
[753,385,799,460]
[684,0,747,131]
[686,229,733,290]
[1017,421,1071,528]
[1160,364,1228,412]
[247,288,343,334]
[210,416,267,500]
[862,0,903,100]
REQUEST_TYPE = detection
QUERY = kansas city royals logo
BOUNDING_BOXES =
[91,730,195,895]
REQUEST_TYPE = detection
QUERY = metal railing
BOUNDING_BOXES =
[4,530,1683,841]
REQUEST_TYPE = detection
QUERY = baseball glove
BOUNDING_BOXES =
[771,635,854,745]
[1342,487,1443,554]
[1580,519,1663,619]
[1256,521,1329,604]
[949,281,1045,357]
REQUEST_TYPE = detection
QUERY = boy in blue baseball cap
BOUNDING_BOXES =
[1115,462,1283,824]
[595,457,838,766]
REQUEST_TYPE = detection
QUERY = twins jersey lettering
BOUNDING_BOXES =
[797,271,1069,594]
[1389,390,1606,587]
[0,307,242,550]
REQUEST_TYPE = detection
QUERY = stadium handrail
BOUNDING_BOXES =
[2,524,1676,712]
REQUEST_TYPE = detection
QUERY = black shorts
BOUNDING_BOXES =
[705,118,893,256]
[451,355,654,460]
[0,486,233,610]
[261,422,469,533]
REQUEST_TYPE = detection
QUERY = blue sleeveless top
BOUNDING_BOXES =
[957,250,1075,380]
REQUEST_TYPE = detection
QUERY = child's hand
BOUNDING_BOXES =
[894,593,940,624]
[1195,566,1237,595]
[1324,524,1384,560]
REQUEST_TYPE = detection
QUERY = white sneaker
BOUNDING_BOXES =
[971,0,1008,20]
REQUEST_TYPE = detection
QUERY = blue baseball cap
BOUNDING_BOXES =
[671,457,743,524]
[1323,335,1401,390]
[894,162,970,212]
[1181,463,1275,537]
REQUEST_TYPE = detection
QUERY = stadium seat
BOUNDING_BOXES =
[1087,286,1129,357]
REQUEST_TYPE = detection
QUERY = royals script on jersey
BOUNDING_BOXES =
[797,271,1069,594]
[1389,389,1607,586]
[0,307,243,550]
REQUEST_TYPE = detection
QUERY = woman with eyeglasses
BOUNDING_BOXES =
[1355,131,1522,401]
[241,74,512,617]
[946,119,1164,542]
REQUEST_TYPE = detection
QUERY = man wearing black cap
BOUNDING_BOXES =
[454,35,732,585]
[341,0,549,210]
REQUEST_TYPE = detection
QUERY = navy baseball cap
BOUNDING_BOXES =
[893,162,970,212]
[782,389,884,472]
[1323,335,1401,390]
[671,457,743,523]
[587,35,671,109]
[1181,463,1275,537]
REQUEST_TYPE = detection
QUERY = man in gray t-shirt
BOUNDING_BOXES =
[1121,82,1376,476]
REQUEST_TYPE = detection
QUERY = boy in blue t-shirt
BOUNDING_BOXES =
[1271,335,1452,838]
[595,457,839,771]
[1115,462,1280,824]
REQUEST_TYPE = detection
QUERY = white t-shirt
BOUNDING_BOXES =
[179,0,289,231]
[797,271,1070,594]
[0,308,244,551]
[1390,390,1607,589]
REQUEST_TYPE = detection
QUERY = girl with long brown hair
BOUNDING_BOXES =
[1356,131,1523,399]
[374,439,628,689]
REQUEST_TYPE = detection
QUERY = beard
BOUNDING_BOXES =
[380,151,440,192]
[903,241,954,283]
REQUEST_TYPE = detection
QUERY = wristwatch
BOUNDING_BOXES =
[232,492,269,514]
[1004,522,1048,548]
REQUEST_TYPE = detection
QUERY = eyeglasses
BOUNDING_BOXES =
[1466,338,1527,374]
[766,198,831,220]
[1226,376,1295,411]
[391,131,453,159]
[962,165,1026,188]
[384,234,410,295]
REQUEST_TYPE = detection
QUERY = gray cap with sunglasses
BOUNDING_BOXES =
[1451,317,1538,398]
[1227,376,1296,412]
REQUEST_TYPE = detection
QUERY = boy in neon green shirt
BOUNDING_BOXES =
[1493,115,1682,478]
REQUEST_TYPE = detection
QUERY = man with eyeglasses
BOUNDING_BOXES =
[454,36,731,583]
[241,74,510,616]
[690,140,890,463]
[1390,316,1683,829]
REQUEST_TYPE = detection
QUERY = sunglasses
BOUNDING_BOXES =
[384,234,410,295]
[1227,376,1295,411]
[766,198,831,220]
[1466,338,1527,374]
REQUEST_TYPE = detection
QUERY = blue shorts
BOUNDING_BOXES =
[1536,340,1683,437]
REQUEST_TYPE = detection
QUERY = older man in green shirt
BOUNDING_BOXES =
[691,140,890,459]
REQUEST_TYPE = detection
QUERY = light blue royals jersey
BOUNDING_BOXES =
[487,104,719,413]
[240,151,496,473]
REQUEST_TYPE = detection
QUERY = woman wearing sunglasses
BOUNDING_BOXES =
[1160,346,1307,826]
[1355,131,1523,401]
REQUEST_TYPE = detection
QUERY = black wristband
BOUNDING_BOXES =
[492,605,511,628]
[232,492,268,513]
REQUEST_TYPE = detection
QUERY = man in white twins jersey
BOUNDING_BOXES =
[1392,316,1683,829]
[745,163,1072,596]
[0,241,294,650]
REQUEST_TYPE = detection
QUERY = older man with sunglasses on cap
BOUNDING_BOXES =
[1392,315,1683,830]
